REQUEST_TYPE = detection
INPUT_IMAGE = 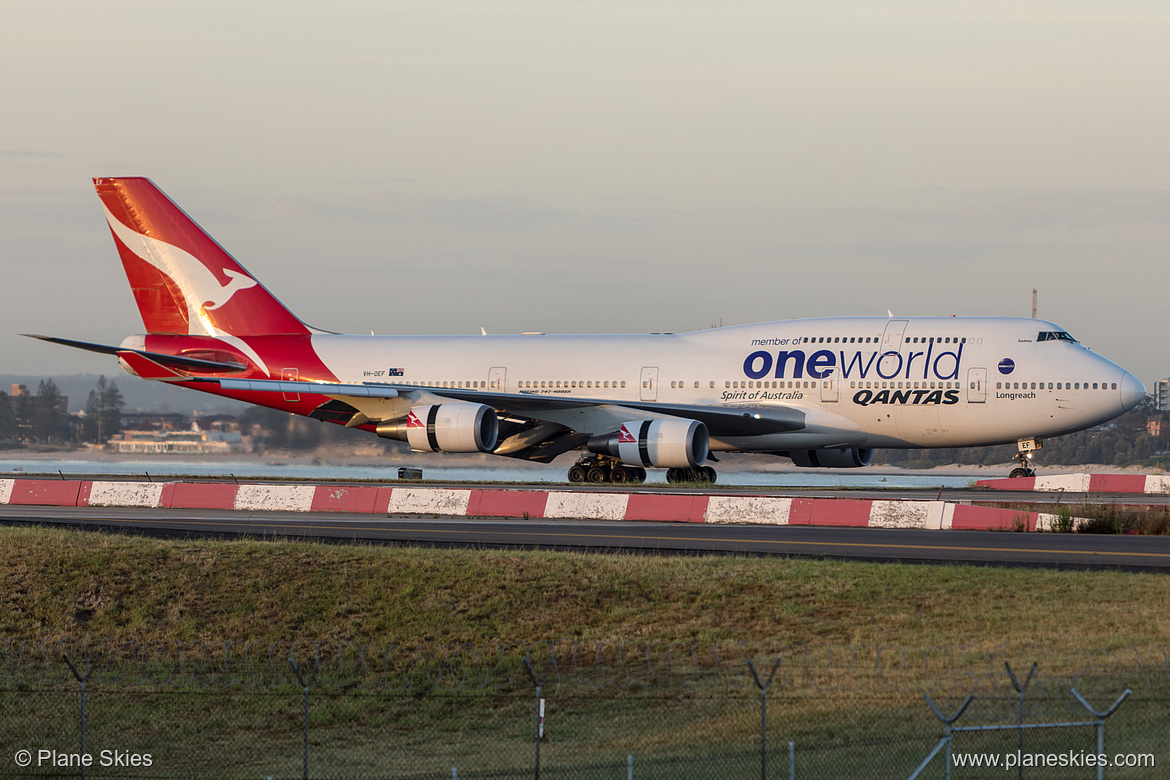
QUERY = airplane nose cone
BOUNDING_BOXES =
[1120,371,1146,411]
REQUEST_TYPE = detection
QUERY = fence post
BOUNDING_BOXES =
[747,657,781,780]
[1071,688,1131,780]
[63,654,87,780]
[289,658,308,780]
[914,693,974,780]
[523,657,544,780]
[1004,662,1036,780]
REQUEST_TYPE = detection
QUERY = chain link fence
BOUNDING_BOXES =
[1,638,1165,778]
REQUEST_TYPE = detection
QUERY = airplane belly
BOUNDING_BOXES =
[893,405,948,446]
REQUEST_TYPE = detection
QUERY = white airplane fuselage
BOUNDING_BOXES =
[305,315,1142,453]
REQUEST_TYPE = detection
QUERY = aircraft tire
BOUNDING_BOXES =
[587,467,607,483]
[568,465,587,483]
[1009,468,1030,479]
[611,467,630,484]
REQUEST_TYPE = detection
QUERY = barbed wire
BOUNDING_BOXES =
[1,637,1163,697]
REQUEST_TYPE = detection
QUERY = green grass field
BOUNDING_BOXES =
[3,525,1169,650]
[1,525,1167,778]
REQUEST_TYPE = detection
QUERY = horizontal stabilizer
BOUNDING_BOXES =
[24,335,248,373]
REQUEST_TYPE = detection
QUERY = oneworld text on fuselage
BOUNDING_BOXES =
[742,342,964,382]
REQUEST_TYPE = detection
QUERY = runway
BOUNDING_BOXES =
[4,504,1169,571]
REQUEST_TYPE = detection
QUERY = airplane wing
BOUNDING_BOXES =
[194,377,810,463]
[190,377,806,437]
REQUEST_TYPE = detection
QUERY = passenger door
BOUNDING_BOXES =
[967,367,987,403]
[820,368,839,403]
[640,367,659,401]
[881,320,908,352]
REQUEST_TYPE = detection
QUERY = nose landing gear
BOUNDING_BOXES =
[1009,439,1042,479]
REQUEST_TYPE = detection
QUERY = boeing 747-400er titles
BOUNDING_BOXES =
[30,178,1145,483]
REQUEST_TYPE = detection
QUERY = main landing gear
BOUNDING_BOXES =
[1009,438,1042,479]
[567,454,647,484]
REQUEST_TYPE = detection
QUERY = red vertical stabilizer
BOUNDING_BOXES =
[93,177,309,337]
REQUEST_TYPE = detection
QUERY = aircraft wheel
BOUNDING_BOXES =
[1009,468,1031,479]
[632,468,648,484]
[611,467,630,484]
[587,467,608,483]
[568,465,587,483]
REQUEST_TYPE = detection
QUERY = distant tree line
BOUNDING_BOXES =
[82,376,125,443]
[0,377,124,448]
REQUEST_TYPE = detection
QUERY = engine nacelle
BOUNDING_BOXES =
[785,448,874,469]
[588,419,709,469]
[376,403,499,453]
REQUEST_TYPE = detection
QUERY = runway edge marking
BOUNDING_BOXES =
[0,477,1098,531]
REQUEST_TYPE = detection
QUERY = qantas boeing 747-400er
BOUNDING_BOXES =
[29,177,1146,483]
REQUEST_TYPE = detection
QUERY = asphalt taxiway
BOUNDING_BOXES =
[3,504,1168,571]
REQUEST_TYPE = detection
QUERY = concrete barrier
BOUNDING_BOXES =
[624,494,709,523]
[467,489,549,519]
[3,479,85,507]
[85,481,165,508]
[160,482,239,510]
[705,496,792,525]
[0,476,1105,532]
[977,472,1168,494]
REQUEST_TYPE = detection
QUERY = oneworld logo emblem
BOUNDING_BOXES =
[998,358,1015,375]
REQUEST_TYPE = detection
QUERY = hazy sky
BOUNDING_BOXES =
[3,1,1168,386]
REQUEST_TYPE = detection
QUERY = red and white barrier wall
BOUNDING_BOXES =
[976,473,1170,493]
[0,477,1082,531]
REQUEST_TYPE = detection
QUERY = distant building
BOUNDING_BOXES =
[122,412,191,431]
[1149,419,1163,437]
[1157,379,1170,412]
[104,429,239,455]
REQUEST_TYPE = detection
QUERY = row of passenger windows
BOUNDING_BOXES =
[400,377,1118,393]
[519,380,626,389]
[998,382,1118,390]
[800,336,968,345]
[730,380,816,389]
[851,381,958,389]
[406,380,486,388]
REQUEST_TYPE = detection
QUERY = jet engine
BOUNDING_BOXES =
[377,403,499,453]
[587,419,709,468]
[784,448,874,469]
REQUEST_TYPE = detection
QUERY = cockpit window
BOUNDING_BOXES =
[1037,331,1078,343]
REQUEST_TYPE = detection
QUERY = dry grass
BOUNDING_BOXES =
[2,525,1168,658]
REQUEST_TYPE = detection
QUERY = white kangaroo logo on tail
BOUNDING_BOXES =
[102,203,258,327]
[101,203,270,374]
